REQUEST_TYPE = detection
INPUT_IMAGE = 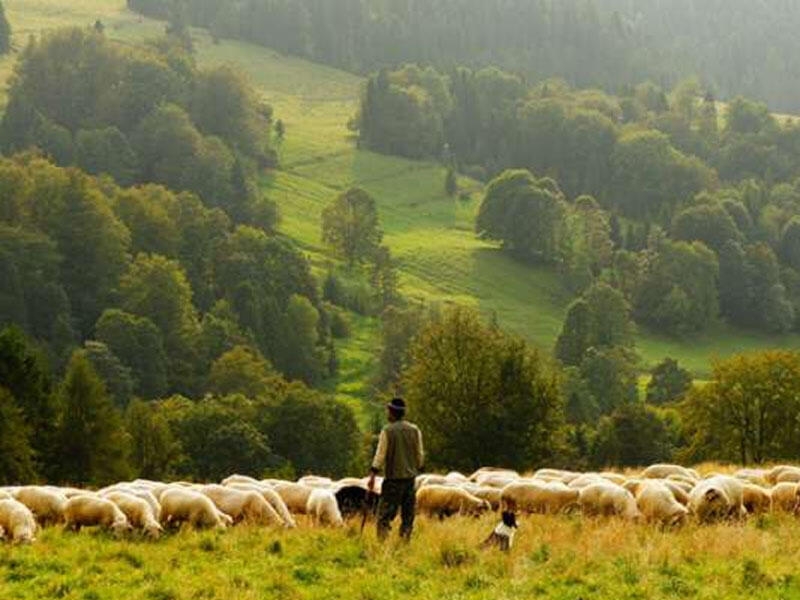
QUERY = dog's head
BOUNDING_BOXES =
[501,510,518,528]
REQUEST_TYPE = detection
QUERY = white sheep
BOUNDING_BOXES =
[0,499,37,543]
[466,485,503,511]
[770,482,798,512]
[642,464,698,482]
[221,474,261,487]
[416,485,491,519]
[501,481,579,514]
[102,491,163,538]
[12,487,68,526]
[741,484,772,515]
[578,483,641,521]
[630,480,688,526]
[273,482,314,514]
[64,495,132,535]
[200,485,283,526]
[688,476,747,523]
[297,475,334,489]
[306,488,343,526]
[160,488,232,530]
[765,465,800,485]
[224,482,296,528]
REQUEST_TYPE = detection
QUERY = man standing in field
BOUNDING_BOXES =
[368,398,424,541]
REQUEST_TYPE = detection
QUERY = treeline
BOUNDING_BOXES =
[1,27,276,227]
[8,293,799,483]
[378,304,800,471]
[361,65,800,336]
[0,326,362,485]
[128,0,800,113]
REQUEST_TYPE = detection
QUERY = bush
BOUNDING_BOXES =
[326,304,351,339]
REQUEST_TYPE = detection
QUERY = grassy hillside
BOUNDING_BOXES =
[1,514,798,600]
[3,0,800,407]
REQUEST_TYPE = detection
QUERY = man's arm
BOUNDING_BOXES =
[370,429,388,474]
[416,427,425,471]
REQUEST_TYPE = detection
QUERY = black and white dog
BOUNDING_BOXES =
[480,510,518,551]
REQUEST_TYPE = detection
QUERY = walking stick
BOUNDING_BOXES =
[361,476,377,535]
[359,493,371,534]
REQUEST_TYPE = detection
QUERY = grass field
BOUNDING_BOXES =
[3,0,800,399]
[1,514,798,600]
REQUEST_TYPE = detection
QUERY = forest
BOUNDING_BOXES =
[127,0,800,114]
[358,64,800,339]
[3,0,800,489]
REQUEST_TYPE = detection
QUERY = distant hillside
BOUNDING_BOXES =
[3,0,800,406]
[127,0,800,114]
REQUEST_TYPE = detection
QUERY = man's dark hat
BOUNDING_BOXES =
[386,397,406,414]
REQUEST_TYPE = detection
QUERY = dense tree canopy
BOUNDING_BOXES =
[404,307,565,471]
[681,351,800,464]
[0,27,275,226]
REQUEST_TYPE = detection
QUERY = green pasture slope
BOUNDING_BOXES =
[4,1,800,409]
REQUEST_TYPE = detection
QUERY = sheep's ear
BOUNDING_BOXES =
[705,489,719,502]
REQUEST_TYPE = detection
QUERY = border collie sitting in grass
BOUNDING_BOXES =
[481,510,518,551]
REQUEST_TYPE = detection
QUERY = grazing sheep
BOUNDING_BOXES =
[688,476,747,523]
[445,472,469,483]
[771,482,798,512]
[660,480,691,506]
[734,469,769,487]
[13,487,67,526]
[414,473,452,490]
[775,469,800,484]
[468,486,503,511]
[160,488,232,530]
[200,485,283,526]
[415,474,449,490]
[632,481,688,526]
[221,474,260,487]
[598,473,627,486]
[470,467,519,482]
[642,464,698,482]
[501,481,579,514]
[741,484,772,515]
[335,478,367,489]
[0,499,37,543]
[297,476,334,489]
[103,491,163,538]
[306,488,344,526]
[273,482,314,514]
[416,485,491,519]
[64,495,132,535]
[132,480,170,500]
[578,483,641,521]
[225,483,296,528]
[568,474,607,489]
[533,469,581,483]
[765,465,800,485]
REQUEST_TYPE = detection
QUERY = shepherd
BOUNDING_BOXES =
[368,398,424,542]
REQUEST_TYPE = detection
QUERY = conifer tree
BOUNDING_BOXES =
[54,350,131,485]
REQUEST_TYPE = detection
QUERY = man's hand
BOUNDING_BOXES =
[367,473,376,493]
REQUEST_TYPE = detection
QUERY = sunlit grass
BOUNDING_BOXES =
[1,513,799,599]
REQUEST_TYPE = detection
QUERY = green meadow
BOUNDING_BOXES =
[1,514,798,600]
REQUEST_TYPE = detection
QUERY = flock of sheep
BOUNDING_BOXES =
[1,463,800,544]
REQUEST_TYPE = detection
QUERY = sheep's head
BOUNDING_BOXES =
[145,521,164,539]
[111,517,133,536]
